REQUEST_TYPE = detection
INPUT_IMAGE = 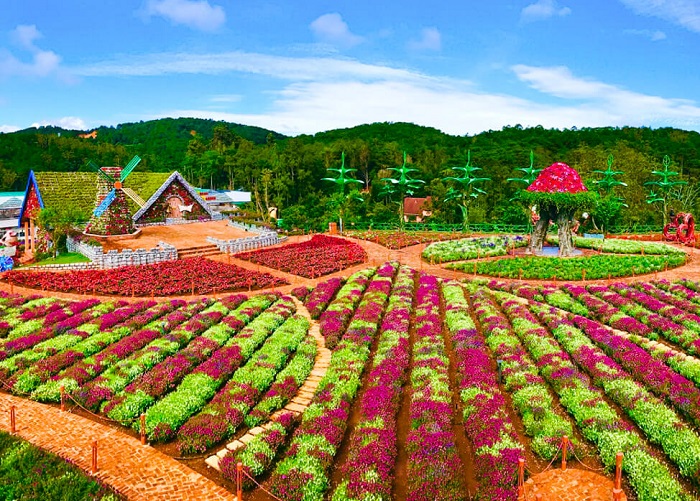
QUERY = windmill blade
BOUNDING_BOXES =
[120,155,142,181]
[122,187,146,207]
[86,160,115,182]
[93,189,117,217]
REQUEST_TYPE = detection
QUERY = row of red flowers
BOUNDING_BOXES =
[235,235,367,278]
[3,257,288,296]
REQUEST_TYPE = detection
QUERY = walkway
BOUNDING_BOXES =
[521,468,626,501]
[0,392,235,501]
[204,296,331,471]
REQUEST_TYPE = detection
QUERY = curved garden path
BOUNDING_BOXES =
[204,296,331,471]
[0,392,235,501]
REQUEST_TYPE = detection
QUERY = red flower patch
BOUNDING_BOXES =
[235,235,367,278]
[3,257,287,296]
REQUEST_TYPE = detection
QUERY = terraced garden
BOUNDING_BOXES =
[2,258,700,500]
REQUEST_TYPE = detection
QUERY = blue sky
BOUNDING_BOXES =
[1,0,699,136]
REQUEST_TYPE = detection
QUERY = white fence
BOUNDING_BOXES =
[67,236,177,269]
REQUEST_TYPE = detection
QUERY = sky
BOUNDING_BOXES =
[1,0,700,136]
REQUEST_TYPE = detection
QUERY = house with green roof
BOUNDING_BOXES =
[18,169,215,253]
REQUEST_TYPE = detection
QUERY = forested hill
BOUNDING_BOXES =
[0,118,284,189]
[1,118,700,228]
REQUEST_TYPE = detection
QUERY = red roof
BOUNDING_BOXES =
[403,197,431,215]
[527,162,587,193]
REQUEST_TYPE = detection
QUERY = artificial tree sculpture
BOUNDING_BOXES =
[645,155,686,226]
[521,162,596,257]
[322,151,363,232]
[592,154,627,233]
[443,150,490,231]
[380,151,424,228]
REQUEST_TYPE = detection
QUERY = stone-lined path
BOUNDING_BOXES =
[0,392,235,501]
[205,296,331,471]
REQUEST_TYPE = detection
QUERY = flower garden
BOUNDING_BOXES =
[1,244,700,500]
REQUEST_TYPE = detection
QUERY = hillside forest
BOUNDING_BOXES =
[1,118,700,231]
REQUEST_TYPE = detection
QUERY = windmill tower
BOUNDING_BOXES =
[85,156,146,236]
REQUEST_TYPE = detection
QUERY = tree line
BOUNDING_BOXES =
[1,118,699,230]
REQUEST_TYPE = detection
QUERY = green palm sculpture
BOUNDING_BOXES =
[443,150,490,231]
[380,151,425,228]
[322,151,364,232]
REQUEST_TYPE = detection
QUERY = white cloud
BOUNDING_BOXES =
[619,0,700,33]
[210,94,242,103]
[310,13,363,47]
[72,50,700,136]
[10,25,42,51]
[624,28,667,40]
[512,64,700,126]
[408,27,442,51]
[0,125,20,134]
[142,0,226,32]
[73,51,427,83]
[30,116,87,130]
[521,0,572,22]
[0,25,62,79]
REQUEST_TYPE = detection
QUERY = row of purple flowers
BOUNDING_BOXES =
[267,262,397,500]
[444,283,522,501]
[331,265,416,501]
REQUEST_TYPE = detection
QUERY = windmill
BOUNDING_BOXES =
[89,155,146,216]
[85,156,145,236]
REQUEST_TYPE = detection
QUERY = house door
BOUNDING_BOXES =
[167,197,182,218]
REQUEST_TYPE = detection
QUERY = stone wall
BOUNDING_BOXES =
[67,236,178,269]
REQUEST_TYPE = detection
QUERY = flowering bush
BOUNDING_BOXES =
[3,257,287,296]
[305,277,344,319]
[235,235,367,278]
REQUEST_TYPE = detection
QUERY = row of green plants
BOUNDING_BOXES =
[547,236,684,255]
[448,254,685,280]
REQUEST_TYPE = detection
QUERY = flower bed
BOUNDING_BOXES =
[405,275,465,500]
[533,303,700,487]
[305,277,344,319]
[449,253,685,280]
[235,235,367,278]
[422,235,527,263]
[548,236,685,255]
[469,287,576,460]
[267,262,397,501]
[345,230,457,249]
[495,293,692,501]
[332,265,415,501]
[3,257,287,296]
[175,311,306,450]
[444,283,523,501]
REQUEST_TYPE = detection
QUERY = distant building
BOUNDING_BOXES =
[403,197,432,223]
[0,192,23,231]
[196,189,252,213]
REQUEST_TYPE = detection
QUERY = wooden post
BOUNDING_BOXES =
[91,440,98,475]
[236,462,243,501]
[613,452,624,500]
[227,252,231,265]
[10,406,15,434]
[582,269,586,282]
[140,414,146,445]
[561,435,568,470]
[473,261,477,276]
[60,386,65,411]
[518,457,525,498]
[641,245,644,256]
[519,268,523,280]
